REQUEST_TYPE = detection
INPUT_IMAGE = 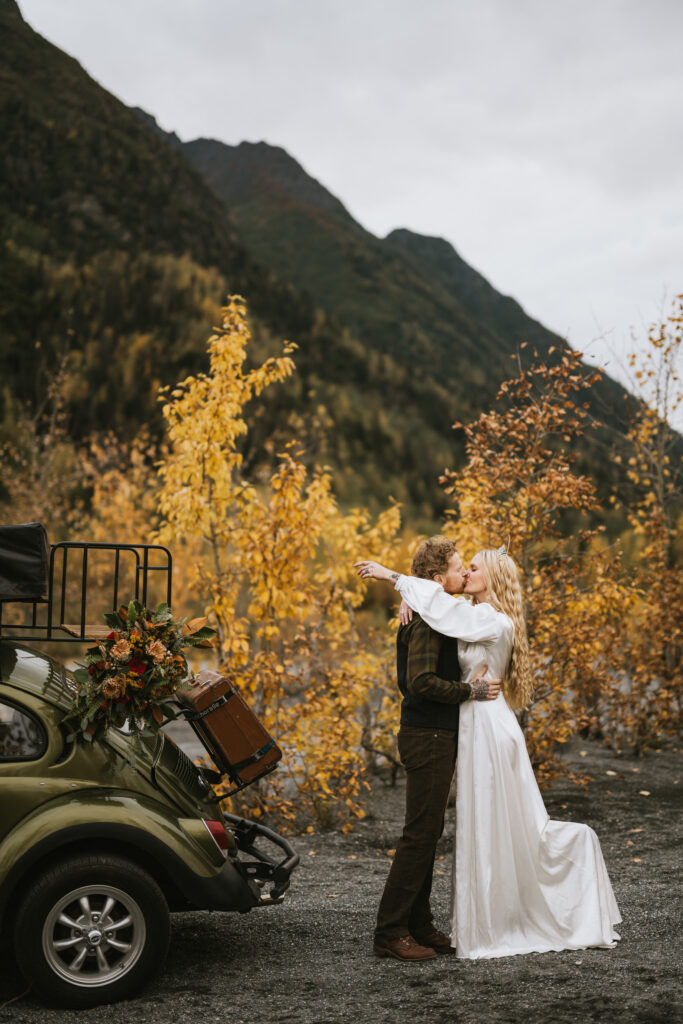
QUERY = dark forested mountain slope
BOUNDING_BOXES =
[0,0,634,521]
[0,2,467,515]
[173,129,632,431]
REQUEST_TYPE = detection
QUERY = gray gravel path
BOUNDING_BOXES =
[1,739,680,1024]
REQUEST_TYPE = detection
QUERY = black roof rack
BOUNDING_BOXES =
[0,531,173,643]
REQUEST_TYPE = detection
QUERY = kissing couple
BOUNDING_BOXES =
[355,536,621,962]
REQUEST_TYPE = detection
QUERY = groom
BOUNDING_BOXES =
[373,536,501,962]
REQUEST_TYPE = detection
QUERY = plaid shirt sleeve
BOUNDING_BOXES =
[406,618,471,704]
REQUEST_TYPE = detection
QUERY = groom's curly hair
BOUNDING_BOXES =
[411,536,457,580]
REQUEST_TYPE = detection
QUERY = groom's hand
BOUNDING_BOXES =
[469,666,502,701]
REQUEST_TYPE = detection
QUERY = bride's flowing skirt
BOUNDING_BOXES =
[452,697,622,960]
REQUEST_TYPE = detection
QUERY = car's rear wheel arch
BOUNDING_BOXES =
[2,833,191,940]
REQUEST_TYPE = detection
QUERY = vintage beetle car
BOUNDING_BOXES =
[0,529,298,1007]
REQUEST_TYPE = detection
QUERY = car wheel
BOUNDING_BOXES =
[14,852,170,1008]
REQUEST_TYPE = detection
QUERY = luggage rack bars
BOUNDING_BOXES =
[0,541,172,642]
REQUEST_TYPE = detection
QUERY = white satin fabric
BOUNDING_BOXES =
[395,575,622,959]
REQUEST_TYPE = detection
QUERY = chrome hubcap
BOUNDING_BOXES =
[42,885,146,987]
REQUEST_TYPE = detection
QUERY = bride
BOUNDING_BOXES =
[355,548,621,959]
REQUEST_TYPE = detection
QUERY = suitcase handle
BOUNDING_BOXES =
[188,689,239,721]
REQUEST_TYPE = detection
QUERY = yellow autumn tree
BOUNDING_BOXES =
[156,297,403,830]
[441,348,633,784]
[0,363,83,537]
[601,296,683,752]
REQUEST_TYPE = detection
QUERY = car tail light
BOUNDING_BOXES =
[202,818,229,857]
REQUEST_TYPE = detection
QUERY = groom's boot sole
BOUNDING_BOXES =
[373,944,437,962]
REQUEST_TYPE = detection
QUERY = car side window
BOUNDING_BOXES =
[0,700,47,761]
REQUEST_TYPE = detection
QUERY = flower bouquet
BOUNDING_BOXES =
[64,600,215,748]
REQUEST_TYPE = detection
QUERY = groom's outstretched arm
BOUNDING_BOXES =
[406,619,471,704]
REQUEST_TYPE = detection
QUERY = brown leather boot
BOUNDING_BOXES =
[412,927,455,954]
[373,935,437,962]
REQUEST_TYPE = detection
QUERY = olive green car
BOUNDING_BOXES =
[0,641,298,1008]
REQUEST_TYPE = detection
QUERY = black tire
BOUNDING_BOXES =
[14,852,170,1008]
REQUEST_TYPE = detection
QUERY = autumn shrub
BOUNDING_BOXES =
[155,297,403,831]
[2,292,679,827]
[440,348,635,784]
[597,297,682,753]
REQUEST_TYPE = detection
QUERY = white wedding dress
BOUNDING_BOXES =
[395,575,622,960]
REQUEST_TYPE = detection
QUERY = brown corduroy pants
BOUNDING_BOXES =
[374,725,457,942]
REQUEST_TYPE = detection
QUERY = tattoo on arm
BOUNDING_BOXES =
[390,572,399,582]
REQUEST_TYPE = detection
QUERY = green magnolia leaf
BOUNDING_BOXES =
[72,668,91,684]
[80,716,89,731]
[82,731,92,742]
[104,611,122,629]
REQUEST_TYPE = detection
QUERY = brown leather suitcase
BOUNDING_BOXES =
[177,669,282,793]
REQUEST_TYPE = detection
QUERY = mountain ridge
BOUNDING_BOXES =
[0,8,637,523]
[165,118,632,434]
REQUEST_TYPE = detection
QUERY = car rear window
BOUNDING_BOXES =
[0,699,47,761]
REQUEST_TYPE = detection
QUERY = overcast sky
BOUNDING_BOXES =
[19,0,683,419]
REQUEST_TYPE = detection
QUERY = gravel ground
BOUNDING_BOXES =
[1,739,680,1024]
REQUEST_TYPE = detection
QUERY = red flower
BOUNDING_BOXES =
[107,632,118,640]
[96,661,105,670]
[129,658,146,676]
[88,665,97,676]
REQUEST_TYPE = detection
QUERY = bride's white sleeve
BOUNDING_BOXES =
[394,575,503,644]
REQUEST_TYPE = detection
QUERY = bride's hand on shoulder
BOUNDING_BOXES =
[399,599,413,625]
[354,560,399,583]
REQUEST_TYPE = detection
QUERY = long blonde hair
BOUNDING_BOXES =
[474,549,533,711]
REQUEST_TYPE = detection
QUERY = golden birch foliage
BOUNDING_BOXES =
[214,457,403,831]
[157,295,296,546]
[442,349,631,785]
[601,297,683,752]
[155,297,403,830]
[0,365,84,536]
[5,286,679,820]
